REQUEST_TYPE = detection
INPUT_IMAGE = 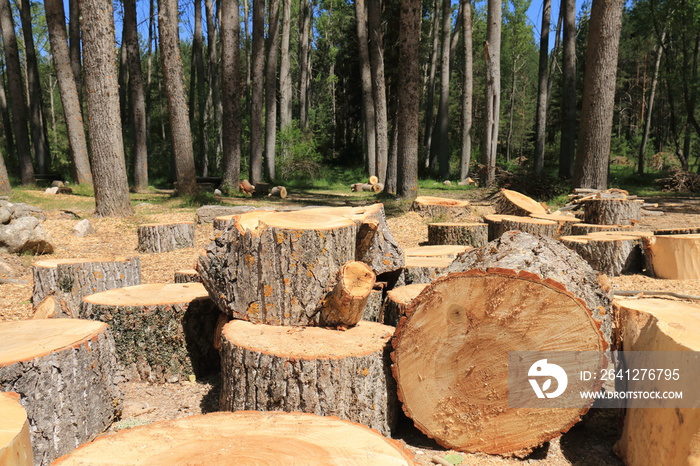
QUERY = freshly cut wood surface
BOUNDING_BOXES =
[83,283,221,382]
[643,234,700,279]
[427,222,488,247]
[219,320,397,435]
[585,230,652,239]
[494,188,547,216]
[403,256,453,285]
[392,269,606,456]
[581,198,642,225]
[614,298,700,466]
[382,283,427,326]
[198,210,356,326]
[137,222,196,253]
[529,213,579,236]
[319,261,376,328]
[0,392,32,466]
[54,411,414,465]
[404,245,470,257]
[570,223,632,235]
[0,319,120,465]
[410,196,471,219]
[559,235,643,276]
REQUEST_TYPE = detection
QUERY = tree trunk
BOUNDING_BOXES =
[573,0,625,189]
[396,0,421,201]
[39,0,92,185]
[355,0,377,178]
[158,0,198,194]
[638,32,665,175]
[581,198,642,225]
[434,0,452,179]
[460,0,473,181]
[81,0,133,216]
[69,0,81,100]
[18,0,51,174]
[221,0,241,192]
[0,0,34,184]
[264,0,280,181]
[123,0,148,192]
[424,0,440,172]
[0,392,32,466]
[0,65,15,168]
[219,320,398,436]
[560,234,643,276]
[559,0,576,179]
[428,222,488,247]
[279,0,292,131]
[534,0,550,176]
[0,319,121,465]
[249,0,265,184]
[368,0,388,183]
[482,0,501,186]
[298,0,312,129]
[205,0,222,170]
[190,0,207,177]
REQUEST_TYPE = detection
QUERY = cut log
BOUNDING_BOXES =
[404,245,471,258]
[239,179,255,194]
[381,283,427,326]
[529,213,580,236]
[642,234,700,279]
[402,256,453,285]
[137,222,196,253]
[319,261,376,328]
[198,210,357,326]
[427,222,488,247]
[369,175,379,185]
[483,214,510,241]
[571,223,633,235]
[31,257,141,318]
[83,283,222,383]
[268,186,287,198]
[254,182,270,196]
[219,320,398,436]
[372,183,384,193]
[351,183,375,192]
[0,319,121,465]
[500,215,558,238]
[581,198,642,225]
[392,268,606,456]
[653,226,700,235]
[560,235,643,276]
[53,411,414,465]
[410,196,471,219]
[493,188,547,216]
[174,268,201,283]
[441,231,613,346]
[613,298,700,466]
[0,392,32,466]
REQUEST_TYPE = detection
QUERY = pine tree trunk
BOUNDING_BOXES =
[435,0,452,180]
[424,0,440,172]
[460,0,473,180]
[411,196,471,219]
[571,223,632,235]
[81,0,133,216]
[279,0,292,132]
[221,0,242,192]
[355,0,377,178]
[482,0,502,186]
[298,0,312,129]
[368,0,388,183]
[534,0,550,176]
[69,0,81,99]
[249,0,265,184]
[559,0,576,179]
[319,261,376,328]
[264,0,280,181]
[382,283,426,326]
[643,234,700,279]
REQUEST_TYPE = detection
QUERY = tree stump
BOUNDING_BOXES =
[483,214,510,241]
[392,269,607,456]
[269,185,287,198]
[654,226,700,235]
[174,268,201,283]
[254,182,270,196]
[0,392,32,466]
[493,188,547,216]
[571,223,633,235]
[410,196,471,219]
[82,283,221,383]
[219,320,398,436]
[529,213,580,236]
[402,256,453,285]
[381,283,427,326]
[0,319,121,465]
[198,210,357,326]
[137,222,196,253]
[404,245,471,257]
[53,411,415,465]
[581,198,642,225]
[31,257,141,318]
[642,234,700,279]
[427,222,488,247]
[613,298,700,466]
[440,231,613,346]
[319,261,376,328]
[560,235,643,276]
[362,286,385,322]
[483,214,557,240]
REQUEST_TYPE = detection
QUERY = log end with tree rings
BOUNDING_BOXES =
[392,269,607,456]
[53,411,415,465]
[494,188,548,217]
[643,234,700,279]
[0,392,32,466]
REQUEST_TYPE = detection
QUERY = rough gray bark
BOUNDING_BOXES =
[197,212,356,326]
[559,0,576,179]
[460,0,473,181]
[353,204,405,275]
[582,199,642,225]
[402,256,453,285]
[424,0,440,172]
[264,0,280,181]
[32,257,142,317]
[368,0,388,183]
[279,0,292,131]
[362,287,384,322]
[381,283,426,327]
[174,269,201,283]
[534,0,550,176]
[571,223,632,235]
[298,0,312,129]
[500,216,558,238]
[0,320,121,465]
[560,236,642,276]
[204,0,222,169]
[249,0,265,184]
[435,0,452,179]
[81,0,133,216]
[45,0,91,186]
[0,0,33,184]
[638,32,665,175]
[428,222,488,247]
[123,0,148,192]
[219,320,397,436]
[189,0,207,176]
[573,0,625,189]
[137,222,195,253]
[482,0,501,185]
[441,231,613,345]
[220,0,241,192]
[355,0,377,178]
[69,0,81,99]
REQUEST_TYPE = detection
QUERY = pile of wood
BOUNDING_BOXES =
[351,176,384,193]
[655,169,700,193]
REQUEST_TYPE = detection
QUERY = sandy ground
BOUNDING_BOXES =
[2,189,700,465]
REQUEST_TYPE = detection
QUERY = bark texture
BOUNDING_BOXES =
[0,319,121,465]
[428,223,488,247]
[219,320,397,436]
[529,213,579,237]
[402,256,453,285]
[560,235,643,276]
[220,0,241,191]
[174,269,201,283]
[410,196,471,219]
[249,0,264,184]
[582,199,642,225]
[500,216,558,239]
[382,283,427,327]
[137,222,196,253]
[559,0,576,179]
[482,0,502,185]
[571,223,632,235]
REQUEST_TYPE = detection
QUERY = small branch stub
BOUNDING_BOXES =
[319,261,376,328]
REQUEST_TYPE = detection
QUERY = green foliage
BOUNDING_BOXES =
[275,124,323,181]
[176,190,219,208]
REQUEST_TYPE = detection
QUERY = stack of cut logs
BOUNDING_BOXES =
[351,175,384,193]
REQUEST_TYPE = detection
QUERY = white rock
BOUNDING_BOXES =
[45,187,59,195]
[72,219,96,237]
